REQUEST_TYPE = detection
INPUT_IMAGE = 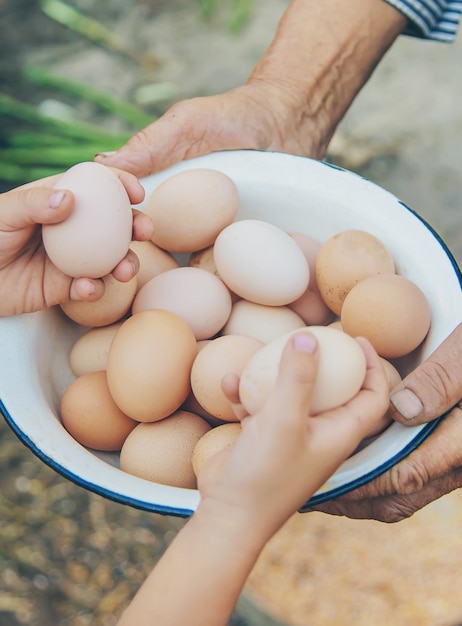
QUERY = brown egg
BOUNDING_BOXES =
[144,168,240,253]
[106,309,197,422]
[60,275,137,327]
[341,274,431,358]
[181,341,225,426]
[222,300,306,344]
[315,229,396,314]
[181,392,225,427]
[120,411,211,488]
[192,423,242,477]
[190,335,264,422]
[69,321,123,376]
[129,240,179,290]
[60,371,137,451]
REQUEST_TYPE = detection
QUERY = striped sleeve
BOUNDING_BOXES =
[384,0,461,41]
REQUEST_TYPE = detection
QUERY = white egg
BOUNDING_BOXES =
[132,266,232,340]
[42,162,133,278]
[239,326,367,415]
[213,220,310,306]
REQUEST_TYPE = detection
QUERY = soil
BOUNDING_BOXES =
[0,1,461,625]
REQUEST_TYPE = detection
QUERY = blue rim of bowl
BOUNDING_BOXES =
[1,158,461,518]
[0,398,195,518]
[0,397,444,517]
[302,416,442,510]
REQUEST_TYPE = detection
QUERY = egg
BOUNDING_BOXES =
[189,245,218,274]
[213,219,310,306]
[192,423,242,477]
[69,321,123,376]
[60,275,137,327]
[181,391,223,426]
[222,300,306,343]
[60,371,137,451]
[190,334,264,422]
[288,232,334,325]
[189,245,240,303]
[340,274,431,358]
[132,266,232,340]
[181,340,223,426]
[106,309,197,422]
[315,229,396,314]
[129,240,179,290]
[144,168,240,253]
[42,162,133,278]
[120,411,211,488]
[239,326,367,416]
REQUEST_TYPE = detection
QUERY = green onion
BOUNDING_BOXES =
[0,161,63,185]
[228,0,254,32]
[22,66,154,129]
[0,145,125,168]
[199,0,218,20]
[0,93,132,144]
[39,0,159,69]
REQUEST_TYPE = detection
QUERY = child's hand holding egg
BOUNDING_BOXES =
[42,162,131,278]
[42,161,152,285]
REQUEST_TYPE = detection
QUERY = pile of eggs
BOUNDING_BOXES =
[49,162,432,491]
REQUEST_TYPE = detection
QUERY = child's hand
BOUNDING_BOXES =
[0,169,152,316]
[197,332,389,542]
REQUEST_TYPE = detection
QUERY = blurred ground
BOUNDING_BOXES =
[0,1,461,625]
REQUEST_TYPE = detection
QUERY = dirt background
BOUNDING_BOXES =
[1,1,462,625]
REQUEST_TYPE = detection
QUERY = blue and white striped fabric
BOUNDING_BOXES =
[385,0,461,41]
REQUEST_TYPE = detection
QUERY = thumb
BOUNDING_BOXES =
[95,108,193,178]
[390,323,462,424]
[267,331,319,425]
[1,186,74,231]
[94,93,246,178]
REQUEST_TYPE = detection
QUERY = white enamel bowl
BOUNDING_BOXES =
[1,151,461,517]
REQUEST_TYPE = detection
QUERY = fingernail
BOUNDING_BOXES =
[86,282,96,296]
[390,388,424,420]
[293,333,317,354]
[95,151,117,158]
[49,190,66,209]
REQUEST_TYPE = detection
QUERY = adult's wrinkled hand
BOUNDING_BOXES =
[94,83,328,178]
[311,323,462,522]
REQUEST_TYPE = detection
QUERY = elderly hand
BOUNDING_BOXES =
[0,170,153,316]
[95,1,405,179]
[94,83,326,178]
[311,323,462,522]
